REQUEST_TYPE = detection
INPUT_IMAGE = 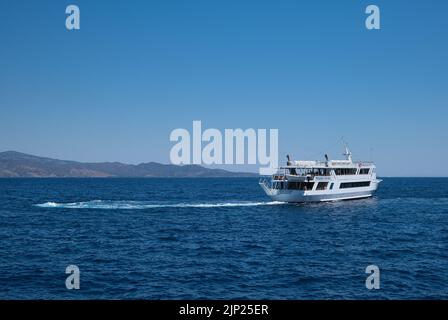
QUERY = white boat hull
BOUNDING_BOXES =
[259,180,381,203]
[267,189,374,203]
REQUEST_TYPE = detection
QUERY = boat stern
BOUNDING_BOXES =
[259,177,275,196]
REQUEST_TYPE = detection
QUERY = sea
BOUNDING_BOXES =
[0,178,447,299]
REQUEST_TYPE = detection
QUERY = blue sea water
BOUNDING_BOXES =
[0,178,447,299]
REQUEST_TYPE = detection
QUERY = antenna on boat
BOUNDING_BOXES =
[341,137,352,163]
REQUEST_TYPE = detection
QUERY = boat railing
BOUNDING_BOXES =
[259,177,271,188]
[280,161,374,168]
[259,177,275,195]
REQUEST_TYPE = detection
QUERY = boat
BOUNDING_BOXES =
[259,145,381,202]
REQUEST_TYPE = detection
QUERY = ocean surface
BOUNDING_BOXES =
[0,178,447,299]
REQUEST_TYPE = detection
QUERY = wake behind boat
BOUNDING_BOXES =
[259,146,381,203]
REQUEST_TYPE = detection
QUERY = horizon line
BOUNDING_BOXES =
[2,150,448,178]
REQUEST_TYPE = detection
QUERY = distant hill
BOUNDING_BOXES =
[0,151,258,178]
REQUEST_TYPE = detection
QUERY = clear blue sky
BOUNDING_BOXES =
[1,0,447,176]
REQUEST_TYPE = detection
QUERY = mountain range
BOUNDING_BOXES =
[0,151,257,178]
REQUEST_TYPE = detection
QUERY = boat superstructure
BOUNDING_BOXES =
[259,146,381,202]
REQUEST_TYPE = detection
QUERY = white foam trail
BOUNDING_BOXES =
[35,200,285,209]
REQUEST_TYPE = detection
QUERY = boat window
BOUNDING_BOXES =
[287,182,315,190]
[329,183,334,190]
[334,168,357,175]
[316,182,328,190]
[359,168,370,175]
[340,181,371,189]
[287,182,299,190]
[306,182,314,190]
[273,182,285,189]
[305,168,330,176]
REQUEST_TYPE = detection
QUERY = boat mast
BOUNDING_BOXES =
[342,139,352,163]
